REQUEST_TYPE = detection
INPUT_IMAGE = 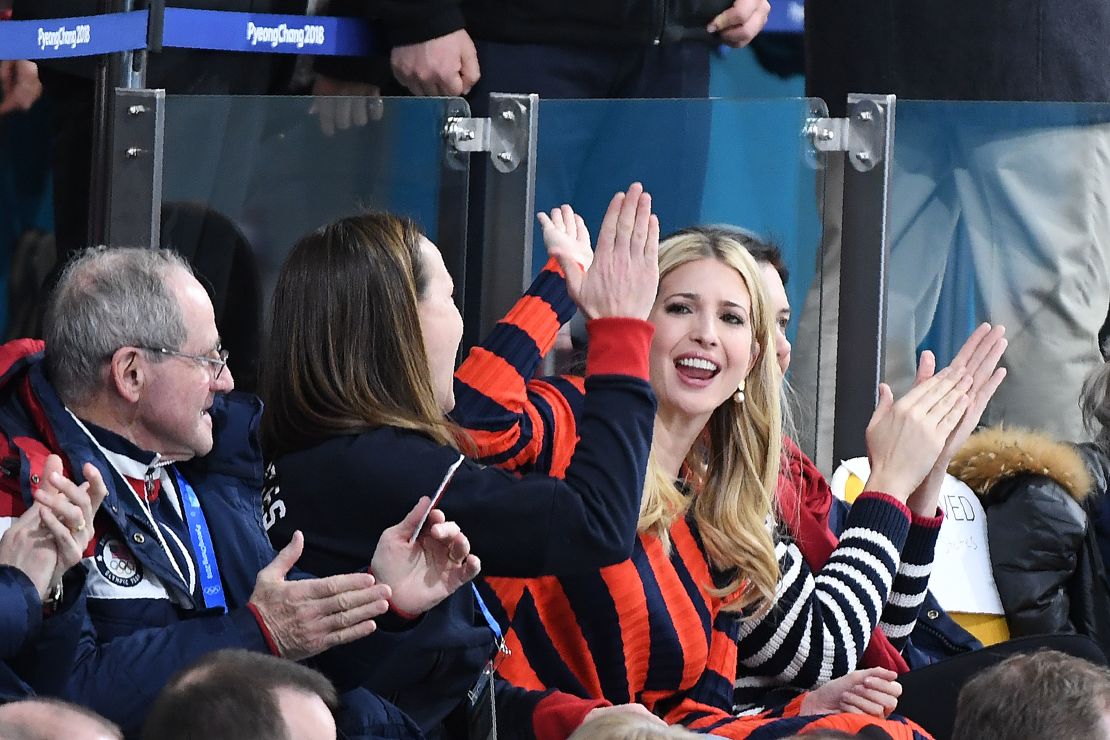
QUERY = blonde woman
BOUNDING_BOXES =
[450,190,1001,736]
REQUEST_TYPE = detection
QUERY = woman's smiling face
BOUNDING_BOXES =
[648,257,759,424]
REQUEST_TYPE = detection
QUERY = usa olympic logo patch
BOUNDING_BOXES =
[94,537,143,587]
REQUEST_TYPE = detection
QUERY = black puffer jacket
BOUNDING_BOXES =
[806,0,1110,116]
[366,0,732,48]
[950,427,1110,660]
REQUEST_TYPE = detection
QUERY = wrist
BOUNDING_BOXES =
[862,470,913,503]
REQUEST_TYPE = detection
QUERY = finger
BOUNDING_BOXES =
[873,382,894,416]
[913,350,936,388]
[840,691,889,718]
[707,0,761,32]
[926,372,972,418]
[317,99,336,137]
[33,488,85,533]
[293,571,380,601]
[460,49,481,92]
[428,519,462,544]
[462,554,481,581]
[559,204,576,240]
[316,596,391,633]
[631,191,653,258]
[40,507,83,567]
[938,392,971,437]
[352,96,370,128]
[948,322,992,370]
[615,182,645,250]
[574,214,591,248]
[48,470,94,528]
[314,582,393,618]
[903,364,964,410]
[320,617,380,650]
[396,496,433,540]
[595,191,626,256]
[550,207,566,234]
[967,331,1008,391]
[82,463,109,515]
[261,530,304,581]
[646,214,660,265]
[537,212,554,232]
[441,73,465,97]
[335,97,353,131]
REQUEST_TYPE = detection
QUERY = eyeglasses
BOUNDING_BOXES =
[141,346,230,380]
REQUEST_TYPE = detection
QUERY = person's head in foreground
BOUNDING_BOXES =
[0,698,121,740]
[952,649,1110,740]
[141,649,338,740]
[44,246,234,462]
[260,212,462,458]
[567,708,699,739]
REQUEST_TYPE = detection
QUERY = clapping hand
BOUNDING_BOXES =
[370,496,481,617]
[562,182,659,322]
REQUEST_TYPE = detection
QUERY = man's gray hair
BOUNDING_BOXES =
[44,247,196,406]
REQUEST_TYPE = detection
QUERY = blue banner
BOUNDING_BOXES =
[162,8,374,56]
[765,0,804,33]
[0,11,148,60]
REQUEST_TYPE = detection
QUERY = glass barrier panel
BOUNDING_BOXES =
[887,100,1110,443]
[519,97,830,456]
[160,94,469,392]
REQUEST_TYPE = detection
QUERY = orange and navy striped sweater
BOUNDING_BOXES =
[451,261,934,738]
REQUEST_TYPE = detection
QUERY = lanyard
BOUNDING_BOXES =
[472,584,510,667]
[173,468,228,613]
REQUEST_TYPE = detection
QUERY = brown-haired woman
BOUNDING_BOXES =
[260,186,663,738]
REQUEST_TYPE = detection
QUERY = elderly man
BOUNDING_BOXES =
[0,247,477,737]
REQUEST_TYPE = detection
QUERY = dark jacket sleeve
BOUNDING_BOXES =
[0,566,41,662]
[60,597,271,737]
[984,474,1087,637]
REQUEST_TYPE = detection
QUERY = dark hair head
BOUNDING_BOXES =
[141,649,338,740]
[953,649,1110,740]
[260,212,455,457]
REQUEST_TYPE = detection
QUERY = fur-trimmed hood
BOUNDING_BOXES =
[948,426,1094,502]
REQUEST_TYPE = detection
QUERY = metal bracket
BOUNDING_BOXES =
[803,98,889,173]
[442,95,534,173]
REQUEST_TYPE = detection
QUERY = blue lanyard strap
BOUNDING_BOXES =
[173,468,228,614]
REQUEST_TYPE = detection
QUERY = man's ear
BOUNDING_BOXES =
[108,348,146,403]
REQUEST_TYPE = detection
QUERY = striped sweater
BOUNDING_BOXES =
[451,261,935,736]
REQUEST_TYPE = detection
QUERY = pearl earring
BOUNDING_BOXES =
[734,380,746,404]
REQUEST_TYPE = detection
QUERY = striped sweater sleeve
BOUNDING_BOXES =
[452,258,578,472]
[878,510,943,647]
[733,493,911,710]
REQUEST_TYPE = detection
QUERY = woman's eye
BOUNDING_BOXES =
[665,303,692,315]
[722,313,745,326]
[778,318,790,331]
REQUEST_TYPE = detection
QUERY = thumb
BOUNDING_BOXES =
[262,530,304,581]
[913,350,936,387]
[875,383,894,414]
[398,496,432,539]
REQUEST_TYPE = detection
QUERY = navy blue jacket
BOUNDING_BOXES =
[265,320,657,739]
[0,342,420,739]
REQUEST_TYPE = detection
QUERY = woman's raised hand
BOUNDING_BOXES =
[555,182,659,321]
[538,203,593,290]
[864,366,972,502]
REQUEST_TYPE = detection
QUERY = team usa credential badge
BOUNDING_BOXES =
[94,537,143,587]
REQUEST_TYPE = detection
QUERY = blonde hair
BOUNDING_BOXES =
[638,228,783,614]
[567,711,699,740]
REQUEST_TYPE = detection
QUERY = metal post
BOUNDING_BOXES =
[831,93,897,464]
[90,0,151,247]
[477,93,539,338]
[106,89,164,248]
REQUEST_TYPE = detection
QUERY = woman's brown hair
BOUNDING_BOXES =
[260,212,456,457]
